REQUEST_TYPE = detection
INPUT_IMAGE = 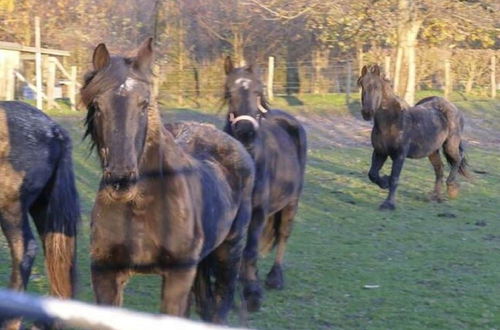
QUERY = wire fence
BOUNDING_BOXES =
[157,50,498,107]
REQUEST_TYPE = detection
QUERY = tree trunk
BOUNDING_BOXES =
[356,43,364,76]
[394,45,404,93]
[233,32,245,66]
[402,20,421,105]
[396,0,422,104]
[312,46,329,94]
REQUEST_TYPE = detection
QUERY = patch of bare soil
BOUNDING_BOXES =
[297,111,500,151]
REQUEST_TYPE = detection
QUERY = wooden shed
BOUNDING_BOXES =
[0,41,76,109]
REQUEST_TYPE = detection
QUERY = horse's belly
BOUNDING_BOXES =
[407,131,448,159]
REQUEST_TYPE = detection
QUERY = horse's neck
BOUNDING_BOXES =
[374,91,407,130]
[139,102,191,173]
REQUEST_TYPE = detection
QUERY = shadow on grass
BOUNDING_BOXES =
[276,95,305,106]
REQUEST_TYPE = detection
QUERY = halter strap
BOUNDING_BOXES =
[228,113,260,130]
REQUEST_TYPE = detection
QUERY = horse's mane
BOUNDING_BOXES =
[81,57,151,152]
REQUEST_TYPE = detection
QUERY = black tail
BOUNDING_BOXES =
[43,128,80,298]
[457,141,470,178]
[192,257,215,322]
[443,140,470,179]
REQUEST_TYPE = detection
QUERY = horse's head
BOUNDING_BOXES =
[224,56,269,144]
[357,64,385,121]
[82,38,154,200]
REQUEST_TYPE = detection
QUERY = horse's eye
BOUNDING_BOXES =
[139,99,149,108]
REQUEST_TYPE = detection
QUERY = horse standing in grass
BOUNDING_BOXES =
[223,57,307,311]
[0,101,79,329]
[357,64,469,210]
[82,38,254,324]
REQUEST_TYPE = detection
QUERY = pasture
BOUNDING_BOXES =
[1,96,499,329]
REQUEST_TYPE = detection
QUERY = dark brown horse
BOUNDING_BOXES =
[358,64,469,210]
[223,57,307,311]
[82,38,254,324]
[0,101,79,329]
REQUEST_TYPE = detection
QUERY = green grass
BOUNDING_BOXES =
[1,100,500,329]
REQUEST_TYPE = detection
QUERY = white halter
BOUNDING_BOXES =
[228,113,260,130]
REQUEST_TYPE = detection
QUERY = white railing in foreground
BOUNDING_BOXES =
[0,289,244,330]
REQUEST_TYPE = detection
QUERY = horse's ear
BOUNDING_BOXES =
[92,43,110,71]
[370,64,381,75]
[135,37,154,72]
[224,56,234,75]
[361,65,368,77]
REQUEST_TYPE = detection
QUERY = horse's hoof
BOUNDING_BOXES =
[379,201,396,210]
[265,264,284,290]
[447,183,460,199]
[243,281,263,312]
[429,192,444,203]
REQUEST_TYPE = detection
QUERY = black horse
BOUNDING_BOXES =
[82,38,254,323]
[223,57,307,311]
[0,101,79,329]
[358,64,469,210]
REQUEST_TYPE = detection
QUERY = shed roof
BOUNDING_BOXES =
[0,41,70,57]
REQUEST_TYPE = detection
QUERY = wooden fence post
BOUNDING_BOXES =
[46,57,56,110]
[69,66,77,111]
[346,61,352,105]
[35,16,43,110]
[6,69,15,101]
[267,56,274,101]
[491,55,496,99]
[444,58,451,99]
[384,56,391,79]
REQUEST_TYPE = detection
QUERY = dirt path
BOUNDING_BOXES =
[296,111,500,151]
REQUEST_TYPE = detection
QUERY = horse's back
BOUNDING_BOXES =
[258,109,307,212]
[266,109,307,169]
[166,121,254,179]
[165,121,254,256]
[0,101,71,203]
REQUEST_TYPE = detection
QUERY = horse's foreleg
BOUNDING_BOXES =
[160,267,197,316]
[380,154,406,210]
[240,207,266,312]
[428,150,444,202]
[91,269,129,306]
[368,151,389,189]
[266,202,297,290]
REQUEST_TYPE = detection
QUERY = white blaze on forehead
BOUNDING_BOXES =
[117,77,139,95]
[235,77,252,90]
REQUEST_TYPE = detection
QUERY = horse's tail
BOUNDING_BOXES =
[43,127,80,299]
[443,140,470,179]
[457,141,470,178]
[192,258,215,321]
[259,214,279,256]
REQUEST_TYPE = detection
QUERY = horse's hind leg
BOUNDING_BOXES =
[428,150,444,202]
[210,200,251,323]
[241,207,266,312]
[443,136,462,199]
[265,202,297,290]
[0,203,37,330]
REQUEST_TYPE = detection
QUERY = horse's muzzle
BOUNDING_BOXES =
[361,109,373,121]
[103,170,138,192]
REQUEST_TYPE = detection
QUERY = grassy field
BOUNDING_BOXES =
[1,97,499,329]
